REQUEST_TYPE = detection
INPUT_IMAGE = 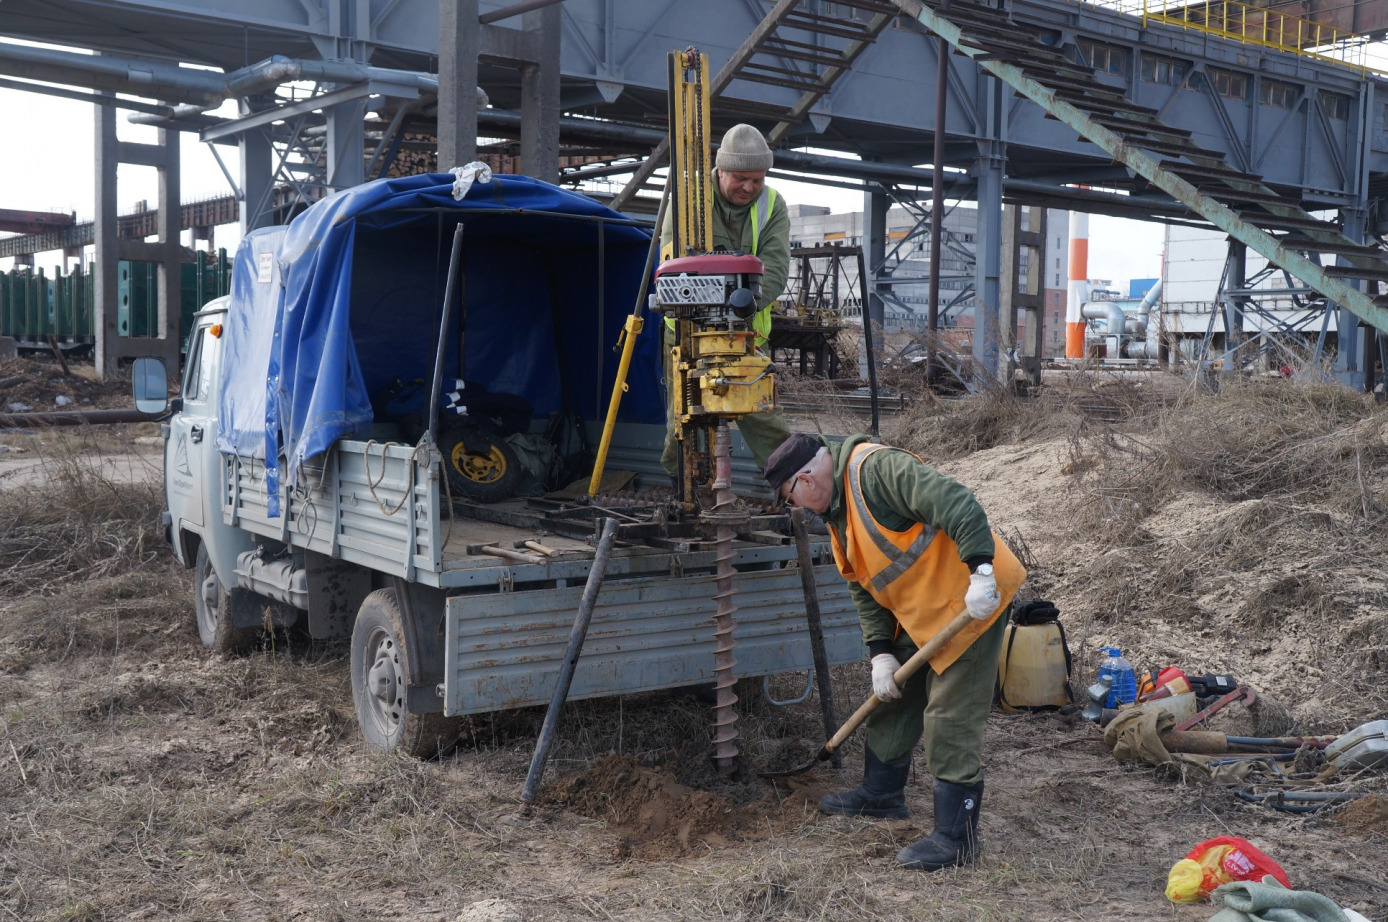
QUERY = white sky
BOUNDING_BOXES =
[0,88,243,270]
[0,86,1166,288]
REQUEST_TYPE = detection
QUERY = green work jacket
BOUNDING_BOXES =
[821,434,997,652]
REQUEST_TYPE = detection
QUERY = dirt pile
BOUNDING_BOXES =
[547,754,754,857]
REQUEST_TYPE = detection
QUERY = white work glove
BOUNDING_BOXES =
[871,653,902,701]
[964,565,1001,620]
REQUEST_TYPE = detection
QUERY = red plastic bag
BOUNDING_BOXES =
[1165,836,1291,903]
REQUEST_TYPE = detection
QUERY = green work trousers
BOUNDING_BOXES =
[864,607,1009,786]
[659,324,791,477]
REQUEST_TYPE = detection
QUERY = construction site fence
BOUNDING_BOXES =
[0,250,231,344]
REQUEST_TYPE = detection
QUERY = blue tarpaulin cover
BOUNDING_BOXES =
[215,172,658,514]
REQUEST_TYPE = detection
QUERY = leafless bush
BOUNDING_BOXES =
[0,431,166,596]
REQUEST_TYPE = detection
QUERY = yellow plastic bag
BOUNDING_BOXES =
[1165,836,1291,903]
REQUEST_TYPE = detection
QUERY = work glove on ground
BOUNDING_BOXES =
[871,653,902,701]
[964,569,1001,620]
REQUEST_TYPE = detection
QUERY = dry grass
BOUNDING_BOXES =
[1055,375,1388,731]
[4,379,1388,921]
[0,431,166,595]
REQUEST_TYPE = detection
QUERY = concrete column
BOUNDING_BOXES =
[154,126,182,367]
[326,97,367,190]
[240,116,275,232]
[520,3,562,182]
[972,157,1005,379]
[94,105,121,380]
[1336,206,1368,389]
[238,94,276,230]
[438,0,480,171]
[1000,204,1020,380]
[1000,204,1045,385]
[1220,240,1247,379]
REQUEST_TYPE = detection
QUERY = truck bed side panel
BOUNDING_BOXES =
[224,440,441,581]
[444,565,863,715]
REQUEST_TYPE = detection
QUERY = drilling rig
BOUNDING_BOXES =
[649,48,779,774]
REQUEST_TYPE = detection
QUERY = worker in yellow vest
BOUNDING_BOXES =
[765,432,1026,872]
[659,123,792,476]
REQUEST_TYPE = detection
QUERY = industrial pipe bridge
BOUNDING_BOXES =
[2,0,1388,381]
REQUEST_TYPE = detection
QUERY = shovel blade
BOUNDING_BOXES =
[758,747,831,779]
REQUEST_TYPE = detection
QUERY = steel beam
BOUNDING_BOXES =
[893,0,1388,337]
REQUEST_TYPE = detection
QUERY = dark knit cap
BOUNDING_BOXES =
[764,433,822,493]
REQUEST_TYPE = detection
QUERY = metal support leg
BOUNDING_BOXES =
[520,517,620,805]
[791,507,839,768]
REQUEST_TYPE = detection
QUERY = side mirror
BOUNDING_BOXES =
[132,357,169,415]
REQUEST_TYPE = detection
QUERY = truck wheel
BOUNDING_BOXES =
[194,544,258,654]
[350,589,458,758]
[439,428,523,503]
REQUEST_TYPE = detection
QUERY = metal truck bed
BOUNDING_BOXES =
[221,436,869,716]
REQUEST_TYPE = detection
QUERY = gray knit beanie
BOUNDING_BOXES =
[716,123,774,173]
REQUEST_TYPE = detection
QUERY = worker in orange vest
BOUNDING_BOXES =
[766,432,1026,871]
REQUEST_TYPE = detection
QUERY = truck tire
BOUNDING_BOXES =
[439,427,523,504]
[194,544,258,654]
[350,588,458,757]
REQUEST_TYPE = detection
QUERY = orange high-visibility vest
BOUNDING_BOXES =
[828,443,1027,674]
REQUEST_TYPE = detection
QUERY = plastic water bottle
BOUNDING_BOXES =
[1098,647,1137,708]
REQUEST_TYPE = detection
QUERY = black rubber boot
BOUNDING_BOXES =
[896,780,983,871]
[818,748,911,819]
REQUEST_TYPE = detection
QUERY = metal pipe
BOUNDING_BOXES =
[1081,302,1128,337]
[0,41,228,106]
[1126,278,1165,359]
[427,224,467,442]
[480,0,567,24]
[520,516,620,805]
[0,42,441,112]
[0,408,160,428]
[790,508,840,768]
[927,26,949,385]
[856,248,880,437]
[1136,277,1163,326]
[222,55,440,99]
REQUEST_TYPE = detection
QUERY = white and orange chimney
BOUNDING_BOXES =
[1066,212,1089,359]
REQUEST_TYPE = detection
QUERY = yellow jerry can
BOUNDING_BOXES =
[996,618,1073,712]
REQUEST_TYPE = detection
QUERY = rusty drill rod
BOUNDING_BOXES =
[520,517,620,806]
[790,507,839,768]
[1160,731,1338,755]
[760,608,975,779]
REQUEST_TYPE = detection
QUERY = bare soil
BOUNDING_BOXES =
[3,365,1388,922]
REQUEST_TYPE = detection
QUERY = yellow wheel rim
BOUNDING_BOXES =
[450,440,507,483]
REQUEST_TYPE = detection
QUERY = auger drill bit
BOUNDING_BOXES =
[707,422,743,774]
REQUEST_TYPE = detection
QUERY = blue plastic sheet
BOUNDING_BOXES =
[215,173,658,515]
